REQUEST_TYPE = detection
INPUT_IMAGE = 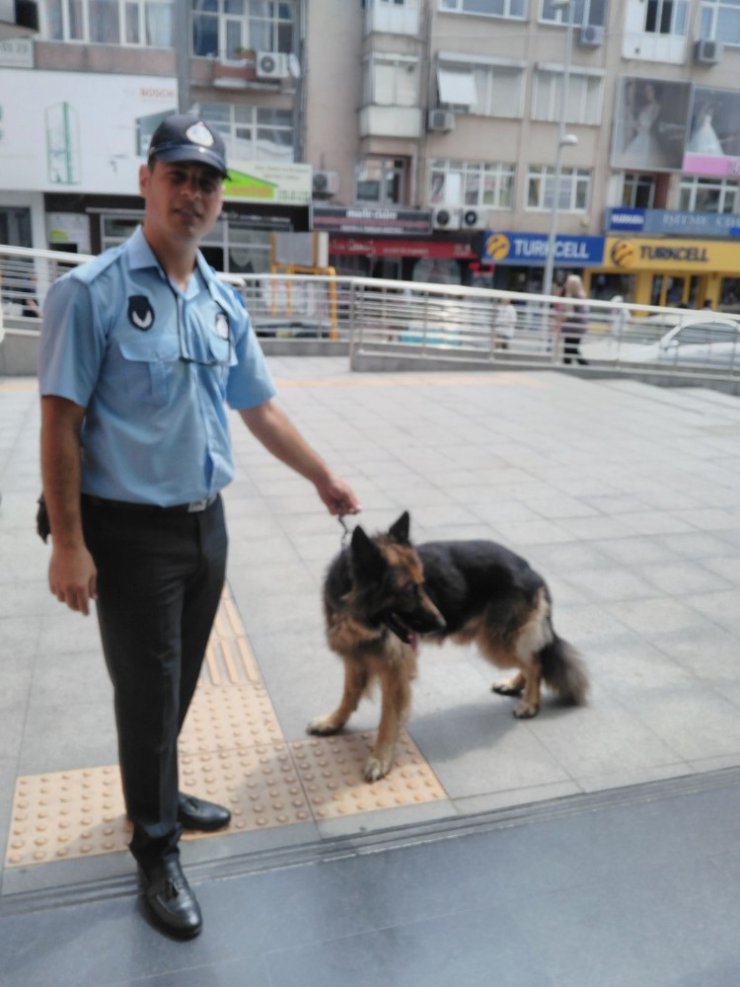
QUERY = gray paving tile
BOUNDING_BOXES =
[562,565,658,602]
[640,560,734,596]
[653,529,736,560]
[526,696,685,781]
[604,596,715,637]
[19,700,118,774]
[702,555,740,586]
[627,687,740,761]
[265,904,554,987]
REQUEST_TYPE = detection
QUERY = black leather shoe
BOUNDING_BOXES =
[139,858,202,939]
[177,793,231,832]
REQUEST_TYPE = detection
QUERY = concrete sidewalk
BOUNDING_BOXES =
[2,360,740,980]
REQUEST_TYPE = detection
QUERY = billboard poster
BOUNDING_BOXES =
[0,69,177,193]
[682,86,740,178]
[611,76,691,172]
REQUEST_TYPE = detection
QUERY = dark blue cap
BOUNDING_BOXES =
[147,113,228,177]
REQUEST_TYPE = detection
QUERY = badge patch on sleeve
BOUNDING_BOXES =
[128,295,155,331]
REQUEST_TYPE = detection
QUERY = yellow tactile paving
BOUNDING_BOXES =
[290,734,447,819]
[178,683,283,754]
[5,588,449,870]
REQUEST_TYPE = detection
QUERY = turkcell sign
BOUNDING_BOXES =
[481,231,605,267]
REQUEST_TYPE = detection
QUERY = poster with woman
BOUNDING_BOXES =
[611,77,690,171]
[683,86,740,177]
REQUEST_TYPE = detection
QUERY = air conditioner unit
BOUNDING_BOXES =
[579,24,604,47]
[312,170,339,197]
[427,109,455,133]
[460,207,486,230]
[694,39,722,65]
[432,206,461,231]
[255,51,290,80]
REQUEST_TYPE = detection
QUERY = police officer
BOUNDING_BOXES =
[39,114,360,939]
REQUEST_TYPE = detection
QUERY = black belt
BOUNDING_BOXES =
[82,493,219,514]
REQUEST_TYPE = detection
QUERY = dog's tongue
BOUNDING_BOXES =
[409,632,420,653]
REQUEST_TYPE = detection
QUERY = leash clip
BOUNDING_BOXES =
[338,515,352,547]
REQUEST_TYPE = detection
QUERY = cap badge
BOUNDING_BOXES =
[185,122,215,148]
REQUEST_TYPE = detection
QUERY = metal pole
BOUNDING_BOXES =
[542,1,574,297]
[174,0,191,114]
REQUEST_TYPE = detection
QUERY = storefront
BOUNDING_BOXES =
[328,235,477,283]
[480,231,607,294]
[599,236,740,309]
[311,206,483,282]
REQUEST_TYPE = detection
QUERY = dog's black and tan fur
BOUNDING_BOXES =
[308,512,588,782]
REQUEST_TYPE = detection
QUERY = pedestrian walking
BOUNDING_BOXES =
[559,273,589,366]
[38,114,360,940]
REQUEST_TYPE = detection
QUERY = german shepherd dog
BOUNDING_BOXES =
[307,512,588,782]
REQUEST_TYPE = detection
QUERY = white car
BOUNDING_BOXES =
[582,313,740,369]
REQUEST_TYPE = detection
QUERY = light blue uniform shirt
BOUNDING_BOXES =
[39,227,276,506]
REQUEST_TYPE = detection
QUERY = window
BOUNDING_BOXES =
[365,54,419,106]
[356,158,406,204]
[526,166,591,210]
[44,0,173,45]
[192,0,296,59]
[439,0,527,17]
[532,67,604,124]
[200,103,294,162]
[622,173,656,208]
[678,176,740,213]
[436,57,525,117]
[699,1,740,45]
[429,160,515,209]
[541,0,607,26]
[644,0,688,35]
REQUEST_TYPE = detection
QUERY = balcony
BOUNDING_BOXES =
[364,0,420,37]
[359,105,422,139]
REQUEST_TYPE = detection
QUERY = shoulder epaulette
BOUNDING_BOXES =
[68,242,127,286]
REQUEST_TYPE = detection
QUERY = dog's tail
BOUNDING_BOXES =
[539,634,589,706]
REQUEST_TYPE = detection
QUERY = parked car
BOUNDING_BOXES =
[582,313,740,369]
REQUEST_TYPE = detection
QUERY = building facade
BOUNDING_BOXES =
[2,0,740,306]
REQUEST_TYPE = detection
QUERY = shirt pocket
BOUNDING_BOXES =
[117,333,180,406]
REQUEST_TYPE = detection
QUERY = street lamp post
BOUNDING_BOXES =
[542,0,577,298]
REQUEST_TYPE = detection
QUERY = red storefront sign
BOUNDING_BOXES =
[330,237,478,260]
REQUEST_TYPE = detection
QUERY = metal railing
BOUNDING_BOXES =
[2,243,740,387]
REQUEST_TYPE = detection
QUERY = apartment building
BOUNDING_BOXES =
[2,1,740,306]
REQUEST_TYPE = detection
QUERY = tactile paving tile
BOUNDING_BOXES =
[290,733,447,819]
[5,586,449,869]
[5,746,314,867]
[179,743,313,837]
[6,767,130,866]
[202,586,262,687]
[178,683,283,754]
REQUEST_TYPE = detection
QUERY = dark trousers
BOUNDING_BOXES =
[562,334,585,364]
[82,496,227,867]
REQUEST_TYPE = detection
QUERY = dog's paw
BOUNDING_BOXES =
[364,754,391,782]
[306,714,343,736]
[513,700,539,719]
[492,679,523,697]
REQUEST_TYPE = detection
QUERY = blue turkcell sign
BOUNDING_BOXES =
[482,231,605,267]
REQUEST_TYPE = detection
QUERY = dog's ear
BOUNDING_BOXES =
[350,525,386,580]
[388,511,410,545]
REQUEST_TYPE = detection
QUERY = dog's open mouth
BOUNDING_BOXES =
[383,612,420,651]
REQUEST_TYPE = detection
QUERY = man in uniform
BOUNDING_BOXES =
[39,114,360,939]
